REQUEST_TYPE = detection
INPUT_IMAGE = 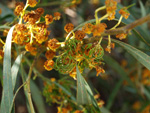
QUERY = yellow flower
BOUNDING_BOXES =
[105,0,117,20]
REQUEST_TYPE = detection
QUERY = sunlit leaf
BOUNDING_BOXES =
[0,26,15,113]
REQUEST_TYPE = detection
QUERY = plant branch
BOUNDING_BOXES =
[26,54,40,113]
[103,14,150,36]
[83,14,150,44]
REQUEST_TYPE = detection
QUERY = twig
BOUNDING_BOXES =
[26,54,40,113]
[83,14,150,44]
[103,14,150,36]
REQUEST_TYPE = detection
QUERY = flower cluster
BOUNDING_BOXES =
[105,0,117,20]
[55,36,105,78]
[12,0,61,70]
[43,78,83,113]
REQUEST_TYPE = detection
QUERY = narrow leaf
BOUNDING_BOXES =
[83,78,100,111]
[30,80,47,113]
[112,39,150,70]
[76,66,92,105]
[12,52,26,90]
[0,26,15,113]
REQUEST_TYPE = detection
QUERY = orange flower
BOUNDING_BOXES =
[64,23,74,33]
[14,4,24,16]
[54,12,61,20]
[44,60,54,71]
[141,69,150,86]
[110,43,115,49]
[98,100,105,108]
[3,29,9,36]
[116,33,127,40]
[82,23,93,34]
[36,28,50,44]
[141,105,150,113]
[50,78,56,82]
[45,14,53,25]
[28,0,38,7]
[96,66,105,76]
[23,10,41,24]
[47,38,60,51]
[132,101,141,110]
[119,8,130,19]
[45,50,56,60]
[75,30,85,41]
[25,43,37,55]
[15,24,27,32]
[12,24,28,45]
[92,23,107,37]
[57,107,71,113]
[105,0,117,20]
[105,43,114,53]
[0,50,4,60]
[105,46,111,53]
[12,32,26,45]
[35,8,44,15]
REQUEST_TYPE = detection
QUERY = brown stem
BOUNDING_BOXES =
[83,14,150,44]
[26,54,40,113]
[102,14,150,36]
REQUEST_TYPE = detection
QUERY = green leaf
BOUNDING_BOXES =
[30,80,47,113]
[83,78,100,111]
[76,66,92,105]
[0,26,15,113]
[76,66,100,111]
[112,39,150,70]
[12,52,25,90]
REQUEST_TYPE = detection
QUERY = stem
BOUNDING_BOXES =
[111,16,123,29]
[26,54,40,113]
[29,25,34,44]
[104,14,150,35]
[99,14,108,23]
[98,37,103,45]
[95,6,106,24]
[108,35,111,45]
[0,38,5,45]
[19,2,29,24]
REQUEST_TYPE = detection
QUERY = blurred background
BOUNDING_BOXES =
[0,0,150,113]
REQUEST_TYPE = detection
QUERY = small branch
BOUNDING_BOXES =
[83,14,150,44]
[26,54,40,113]
[103,14,150,36]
